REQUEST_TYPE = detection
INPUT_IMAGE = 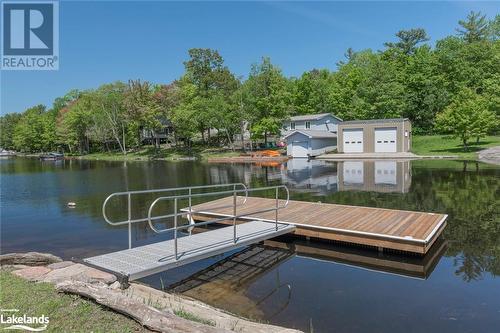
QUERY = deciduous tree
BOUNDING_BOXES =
[435,88,497,149]
[243,57,292,144]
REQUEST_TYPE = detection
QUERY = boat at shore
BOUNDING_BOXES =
[0,149,16,158]
[39,152,64,160]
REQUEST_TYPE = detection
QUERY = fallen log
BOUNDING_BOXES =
[56,281,230,333]
[0,252,62,266]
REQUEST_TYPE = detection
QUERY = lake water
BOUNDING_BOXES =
[1,157,499,333]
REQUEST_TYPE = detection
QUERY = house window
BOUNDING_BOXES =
[290,122,295,130]
[305,121,311,129]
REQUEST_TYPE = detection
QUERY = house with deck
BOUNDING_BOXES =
[282,113,342,158]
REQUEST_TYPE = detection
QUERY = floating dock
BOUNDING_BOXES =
[208,156,289,164]
[185,197,447,255]
[82,184,447,282]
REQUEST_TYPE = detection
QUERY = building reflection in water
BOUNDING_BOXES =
[338,160,411,193]
[280,159,412,194]
[281,159,338,194]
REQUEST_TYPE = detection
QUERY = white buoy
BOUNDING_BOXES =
[67,202,76,207]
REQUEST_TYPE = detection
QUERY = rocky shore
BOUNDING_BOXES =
[0,252,302,333]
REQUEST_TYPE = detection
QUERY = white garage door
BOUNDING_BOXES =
[292,141,309,158]
[375,128,397,152]
[343,129,363,153]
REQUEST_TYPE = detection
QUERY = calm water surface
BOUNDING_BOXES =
[1,158,499,333]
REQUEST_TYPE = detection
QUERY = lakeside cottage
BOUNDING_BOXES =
[282,113,342,158]
[283,113,412,158]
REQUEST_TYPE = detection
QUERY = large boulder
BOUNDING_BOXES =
[0,252,62,266]
[42,263,117,285]
[13,266,52,281]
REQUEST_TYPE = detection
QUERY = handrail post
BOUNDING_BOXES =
[233,184,237,243]
[188,187,193,225]
[275,187,279,231]
[128,193,132,249]
[174,198,178,260]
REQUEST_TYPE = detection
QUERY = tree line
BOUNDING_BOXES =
[1,11,498,154]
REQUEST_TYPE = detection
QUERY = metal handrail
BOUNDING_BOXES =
[101,183,248,249]
[102,183,248,226]
[147,185,290,260]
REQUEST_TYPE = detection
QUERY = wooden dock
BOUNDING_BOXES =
[185,197,447,255]
[207,156,288,164]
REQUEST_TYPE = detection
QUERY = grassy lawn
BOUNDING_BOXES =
[412,135,500,159]
[0,270,149,332]
[75,146,241,161]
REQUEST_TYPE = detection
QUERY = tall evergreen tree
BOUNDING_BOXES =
[457,11,490,43]
[384,28,430,55]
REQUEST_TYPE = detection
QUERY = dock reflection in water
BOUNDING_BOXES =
[168,236,447,320]
[168,244,295,320]
[267,236,447,280]
[281,159,411,194]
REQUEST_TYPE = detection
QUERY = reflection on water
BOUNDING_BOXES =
[167,237,448,321]
[280,159,338,194]
[280,159,411,194]
[1,158,499,333]
[169,244,294,320]
[266,237,448,280]
[338,160,411,193]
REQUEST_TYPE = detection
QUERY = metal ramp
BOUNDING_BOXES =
[84,221,294,281]
[82,184,293,283]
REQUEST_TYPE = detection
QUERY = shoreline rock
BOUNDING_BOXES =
[57,280,229,333]
[1,252,303,333]
[478,146,500,165]
[0,252,62,266]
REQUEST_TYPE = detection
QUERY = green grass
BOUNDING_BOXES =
[0,270,148,332]
[173,309,216,326]
[412,135,500,159]
[75,146,241,162]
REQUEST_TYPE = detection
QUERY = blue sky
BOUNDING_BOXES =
[1,1,498,114]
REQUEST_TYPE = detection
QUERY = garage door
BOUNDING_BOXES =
[292,141,309,158]
[343,129,363,153]
[375,128,397,152]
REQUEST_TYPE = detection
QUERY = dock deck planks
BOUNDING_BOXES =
[185,196,447,254]
[84,220,294,281]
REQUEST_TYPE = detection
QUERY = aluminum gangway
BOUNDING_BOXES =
[83,184,295,283]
